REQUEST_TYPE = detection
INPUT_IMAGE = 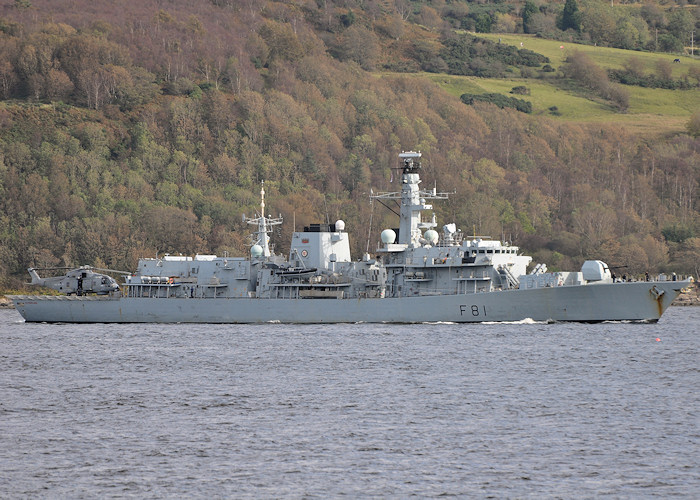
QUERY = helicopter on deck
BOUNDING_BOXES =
[28,266,123,295]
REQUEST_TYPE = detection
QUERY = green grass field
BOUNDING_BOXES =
[417,35,700,136]
[476,33,700,76]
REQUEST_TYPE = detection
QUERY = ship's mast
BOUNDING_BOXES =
[371,151,448,247]
[245,181,282,257]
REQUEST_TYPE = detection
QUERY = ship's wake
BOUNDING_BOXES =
[482,318,547,325]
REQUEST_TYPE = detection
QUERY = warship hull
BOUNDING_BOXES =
[8,280,688,323]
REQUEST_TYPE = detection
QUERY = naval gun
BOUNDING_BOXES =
[27,266,124,295]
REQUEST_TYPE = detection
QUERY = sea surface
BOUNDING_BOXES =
[1,307,699,498]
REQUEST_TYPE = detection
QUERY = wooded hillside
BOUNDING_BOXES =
[0,0,698,289]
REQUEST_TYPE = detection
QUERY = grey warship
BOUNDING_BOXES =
[9,151,692,323]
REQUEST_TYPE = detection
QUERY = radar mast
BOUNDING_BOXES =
[371,151,449,247]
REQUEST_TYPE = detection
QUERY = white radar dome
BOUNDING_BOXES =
[251,244,263,258]
[380,229,396,244]
[424,229,439,245]
[335,219,345,232]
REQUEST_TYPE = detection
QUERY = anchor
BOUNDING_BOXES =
[649,285,665,300]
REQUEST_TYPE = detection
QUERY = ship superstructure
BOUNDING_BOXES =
[9,151,692,323]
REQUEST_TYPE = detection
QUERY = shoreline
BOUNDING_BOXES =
[672,289,700,306]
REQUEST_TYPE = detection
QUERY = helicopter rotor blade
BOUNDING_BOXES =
[28,266,74,271]
[91,267,131,275]
[29,265,131,276]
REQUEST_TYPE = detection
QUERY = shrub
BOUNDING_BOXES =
[662,224,695,243]
[604,84,629,112]
[608,69,693,90]
[439,33,549,78]
[460,93,532,113]
[687,111,700,138]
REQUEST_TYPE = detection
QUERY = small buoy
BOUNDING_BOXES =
[656,338,661,342]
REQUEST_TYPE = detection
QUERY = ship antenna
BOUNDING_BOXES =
[366,189,375,253]
[245,180,283,258]
[259,181,269,255]
[260,181,265,219]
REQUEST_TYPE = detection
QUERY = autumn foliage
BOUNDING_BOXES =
[0,1,698,289]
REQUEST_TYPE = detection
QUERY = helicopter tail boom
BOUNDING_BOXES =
[28,268,43,285]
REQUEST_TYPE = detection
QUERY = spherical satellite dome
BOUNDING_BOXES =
[251,244,263,258]
[335,219,345,232]
[424,229,439,245]
[380,229,396,244]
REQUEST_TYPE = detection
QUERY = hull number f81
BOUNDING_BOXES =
[460,304,486,317]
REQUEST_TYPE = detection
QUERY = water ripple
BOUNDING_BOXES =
[0,307,699,497]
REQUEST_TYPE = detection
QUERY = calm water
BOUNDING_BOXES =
[1,307,699,498]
